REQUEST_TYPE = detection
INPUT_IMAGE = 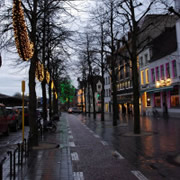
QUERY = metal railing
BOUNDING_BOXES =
[1,136,31,179]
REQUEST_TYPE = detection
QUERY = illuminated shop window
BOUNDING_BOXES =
[154,92,161,107]
[146,93,151,107]
[170,87,180,107]
[141,70,144,85]
[145,69,149,84]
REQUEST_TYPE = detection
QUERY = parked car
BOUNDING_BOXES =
[0,103,10,136]
[6,107,21,131]
[14,106,29,125]
[68,107,81,113]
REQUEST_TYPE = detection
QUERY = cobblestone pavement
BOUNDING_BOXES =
[2,114,73,180]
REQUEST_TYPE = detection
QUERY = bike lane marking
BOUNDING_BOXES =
[73,172,84,180]
[131,170,149,180]
[101,140,108,146]
[71,152,79,161]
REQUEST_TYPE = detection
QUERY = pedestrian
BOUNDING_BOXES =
[163,102,168,117]
[122,104,126,116]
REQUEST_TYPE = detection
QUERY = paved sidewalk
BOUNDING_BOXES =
[3,114,73,180]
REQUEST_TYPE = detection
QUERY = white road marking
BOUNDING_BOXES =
[94,134,100,138]
[69,135,74,139]
[113,151,125,159]
[69,142,76,147]
[73,172,84,180]
[68,130,72,134]
[101,140,108,146]
[89,130,93,133]
[71,152,79,161]
[131,170,148,180]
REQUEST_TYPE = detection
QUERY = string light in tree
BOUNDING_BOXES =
[55,92,58,99]
[35,61,44,82]
[46,70,50,84]
[12,0,34,61]
[51,81,54,90]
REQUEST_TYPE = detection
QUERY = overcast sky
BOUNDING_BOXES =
[0,0,94,97]
[0,0,174,97]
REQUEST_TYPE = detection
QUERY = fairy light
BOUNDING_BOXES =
[51,81,54,89]
[46,70,50,84]
[12,0,34,61]
[35,61,44,81]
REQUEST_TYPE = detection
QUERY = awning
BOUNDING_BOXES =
[142,85,174,94]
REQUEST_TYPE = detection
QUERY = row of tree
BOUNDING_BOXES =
[75,0,179,134]
[0,0,76,146]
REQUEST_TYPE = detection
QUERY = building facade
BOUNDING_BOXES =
[140,14,180,117]
[104,70,111,112]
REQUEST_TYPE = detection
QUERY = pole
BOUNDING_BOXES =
[22,81,25,142]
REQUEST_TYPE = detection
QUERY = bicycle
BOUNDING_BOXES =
[152,108,160,118]
[37,116,57,134]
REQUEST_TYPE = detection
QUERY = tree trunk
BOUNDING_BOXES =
[111,64,118,126]
[84,86,87,115]
[28,0,38,146]
[91,82,96,119]
[130,0,140,134]
[29,54,38,146]
[88,82,91,117]
[41,81,47,126]
[48,80,52,122]
[41,0,47,126]
[101,66,105,121]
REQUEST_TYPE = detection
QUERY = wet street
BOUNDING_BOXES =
[72,113,180,179]
[1,113,180,180]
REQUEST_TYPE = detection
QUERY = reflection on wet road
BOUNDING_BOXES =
[72,113,180,179]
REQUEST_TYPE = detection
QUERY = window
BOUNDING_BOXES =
[166,63,170,78]
[156,67,159,81]
[120,68,124,79]
[172,60,177,78]
[151,69,155,83]
[170,87,180,107]
[144,54,148,64]
[109,89,111,96]
[127,80,130,88]
[160,65,164,80]
[145,69,149,83]
[126,64,130,77]
[140,57,143,66]
[141,70,144,85]
[154,92,161,107]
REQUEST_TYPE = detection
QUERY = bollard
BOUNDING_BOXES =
[7,151,12,177]
[13,148,18,178]
[21,143,24,165]
[17,143,21,165]
[24,139,27,157]
[0,157,6,180]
